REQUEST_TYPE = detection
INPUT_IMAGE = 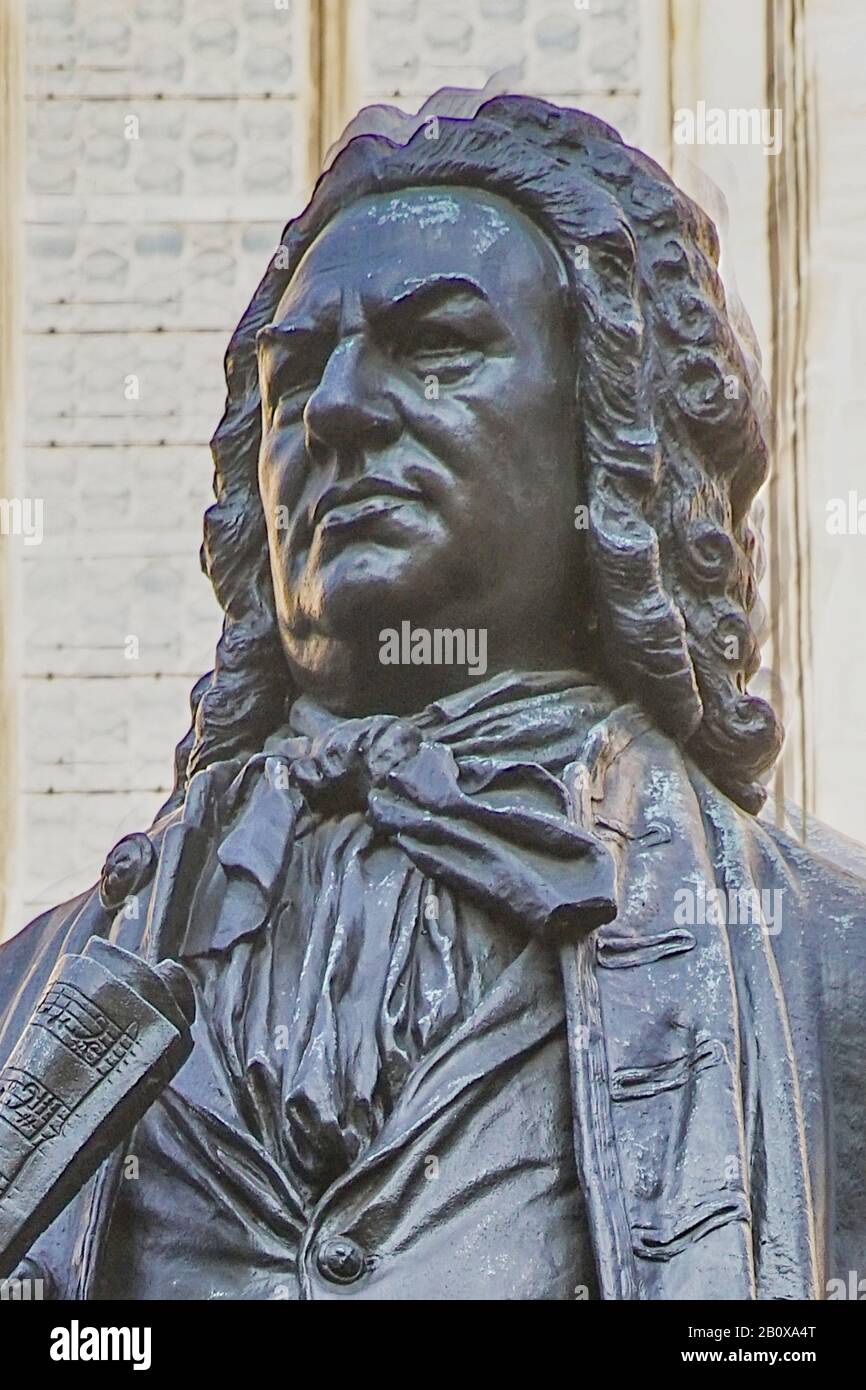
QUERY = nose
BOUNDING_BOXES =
[304,334,401,458]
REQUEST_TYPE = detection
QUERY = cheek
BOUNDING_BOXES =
[258,428,308,515]
[508,351,576,466]
[389,379,462,430]
[394,368,528,459]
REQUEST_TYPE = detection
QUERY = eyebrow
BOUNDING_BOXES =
[257,273,496,348]
[385,274,492,315]
[256,319,324,351]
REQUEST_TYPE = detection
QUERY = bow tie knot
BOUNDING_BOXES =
[212,675,621,946]
[289,715,425,815]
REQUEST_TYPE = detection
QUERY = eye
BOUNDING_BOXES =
[412,323,468,352]
[401,323,482,381]
[272,378,319,425]
[266,356,324,425]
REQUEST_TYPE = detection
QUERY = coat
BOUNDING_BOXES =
[1,688,864,1300]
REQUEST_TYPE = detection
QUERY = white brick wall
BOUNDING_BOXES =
[10,0,314,929]
[348,0,669,157]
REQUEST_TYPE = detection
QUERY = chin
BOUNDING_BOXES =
[294,542,440,640]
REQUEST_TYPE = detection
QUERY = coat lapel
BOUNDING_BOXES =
[563,707,820,1299]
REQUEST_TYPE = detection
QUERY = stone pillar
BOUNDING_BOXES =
[0,0,24,935]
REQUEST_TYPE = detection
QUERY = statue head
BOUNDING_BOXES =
[169,94,780,815]
[257,182,582,716]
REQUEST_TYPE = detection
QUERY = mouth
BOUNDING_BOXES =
[312,477,424,531]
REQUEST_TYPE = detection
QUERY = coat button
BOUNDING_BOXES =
[316,1236,367,1285]
[99,832,156,911]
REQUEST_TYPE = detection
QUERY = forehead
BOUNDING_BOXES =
[272,185,568,325]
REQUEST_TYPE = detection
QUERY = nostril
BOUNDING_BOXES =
[369,409,402,447]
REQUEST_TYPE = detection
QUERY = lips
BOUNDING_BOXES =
[312,477,423,530]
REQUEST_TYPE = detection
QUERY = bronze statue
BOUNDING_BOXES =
[1,94,865,1301]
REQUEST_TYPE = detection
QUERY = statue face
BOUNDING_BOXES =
[257,185,581,709]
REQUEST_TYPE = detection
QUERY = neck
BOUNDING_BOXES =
[285,619,591,718]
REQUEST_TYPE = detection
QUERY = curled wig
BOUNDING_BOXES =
[164,93,781,817]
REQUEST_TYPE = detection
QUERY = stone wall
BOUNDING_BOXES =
[10,0,313,928]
